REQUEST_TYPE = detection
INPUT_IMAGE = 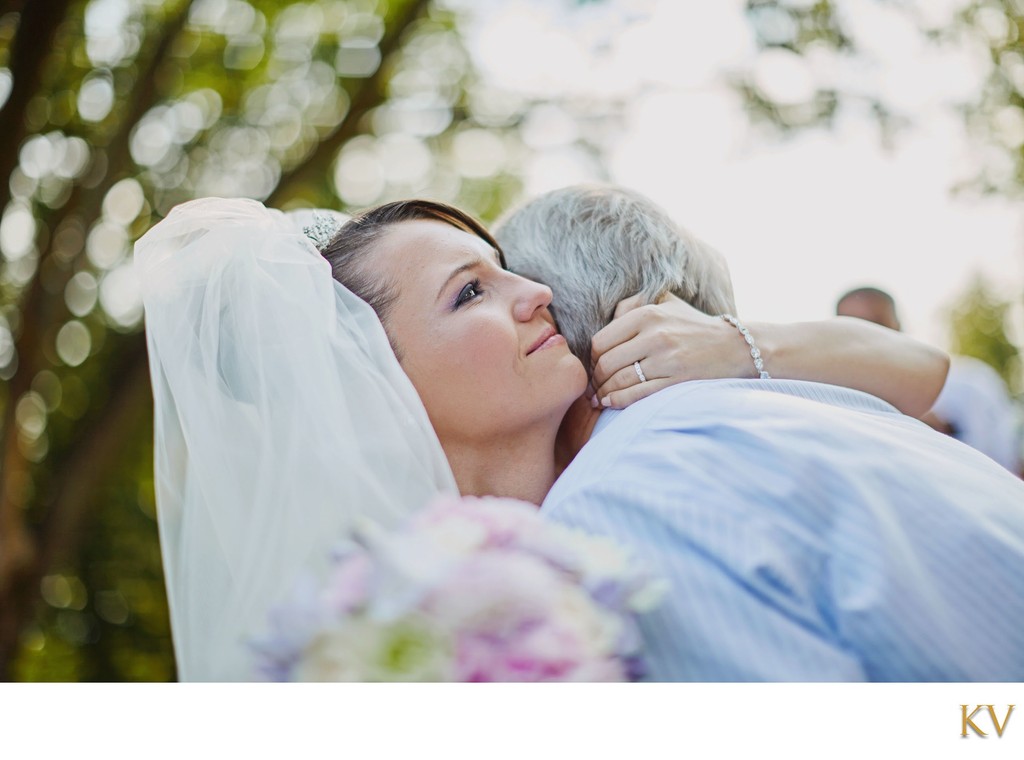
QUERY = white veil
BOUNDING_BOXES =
[135,197,456,681]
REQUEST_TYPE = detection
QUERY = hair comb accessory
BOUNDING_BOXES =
[303,211,343,253]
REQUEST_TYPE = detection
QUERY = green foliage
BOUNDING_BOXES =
[738,0,1024,396]
[954,0,1024,197]
[0,0,562,681]
[948,276,1022,394]
[738,1,1024,192]
[15,417,174,681]
[738,0,849,131]
[8,0,1019,682]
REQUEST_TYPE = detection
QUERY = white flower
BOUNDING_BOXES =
[294,616,454,682]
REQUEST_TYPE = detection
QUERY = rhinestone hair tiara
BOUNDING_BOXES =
[302,211,342,253]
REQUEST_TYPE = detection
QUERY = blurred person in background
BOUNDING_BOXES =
[836,286,1023,476]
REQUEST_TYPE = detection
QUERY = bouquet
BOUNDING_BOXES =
[252,495,665,682]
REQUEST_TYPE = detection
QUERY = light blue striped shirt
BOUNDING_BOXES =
[542,379,1024,681]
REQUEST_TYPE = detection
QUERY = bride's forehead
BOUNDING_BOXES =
[377,219,493,268]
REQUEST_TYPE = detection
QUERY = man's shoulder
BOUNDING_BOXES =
[624,377,900,420]
[544,383,856,503]
[541,383,708,514]
[543,378,898,512]
[586,377,902,453]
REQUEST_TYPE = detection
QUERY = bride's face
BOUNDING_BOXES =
[366,219,587,444]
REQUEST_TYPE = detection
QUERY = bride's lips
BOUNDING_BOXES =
[526,325,565,355]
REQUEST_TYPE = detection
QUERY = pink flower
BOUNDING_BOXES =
[321,551,371,614]
[253,494,662,681]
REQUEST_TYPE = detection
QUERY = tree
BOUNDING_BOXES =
[737,1,1024,195]
[737,0,1024,390]
[947,275,1022,394]
[0,0,551,680]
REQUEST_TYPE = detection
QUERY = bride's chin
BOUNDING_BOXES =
[566,357,589,399]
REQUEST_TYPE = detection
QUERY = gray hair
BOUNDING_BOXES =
[493,184,737,363]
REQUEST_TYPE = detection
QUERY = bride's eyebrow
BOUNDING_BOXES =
[433,243,502,301]
[436,259,484,301]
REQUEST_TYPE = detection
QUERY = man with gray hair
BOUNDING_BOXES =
[495,183,736,362]
[492,184,1024,681]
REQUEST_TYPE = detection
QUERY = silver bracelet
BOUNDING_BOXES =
[720,314,771,379]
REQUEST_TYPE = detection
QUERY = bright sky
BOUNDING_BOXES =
[456,0,1024,349]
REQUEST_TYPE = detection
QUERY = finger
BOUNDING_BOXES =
[594,362,649,401]
[600,378,674,410]
[591,305,654,362]
[592,333,659,389]
[613,293,646,320]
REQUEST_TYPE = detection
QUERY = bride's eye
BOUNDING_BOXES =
[455,279,483,308]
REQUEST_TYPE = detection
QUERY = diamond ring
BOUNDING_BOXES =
[633,361,647,384]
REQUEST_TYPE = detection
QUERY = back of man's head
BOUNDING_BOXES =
[493,184,737,363]
[835,286,901,331]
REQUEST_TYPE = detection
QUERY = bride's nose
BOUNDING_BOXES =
[511,276,553,322]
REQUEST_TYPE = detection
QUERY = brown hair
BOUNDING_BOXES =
[321,200,505,344]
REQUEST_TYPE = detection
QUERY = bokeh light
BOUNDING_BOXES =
[55,321,92,367]
[1,203,36,260]
[0,68,12,110]
[15,391,48,463]
[378,134,433,186]
[520,105,578,150]
[15,392,47,440]
[77,74,115,123]
[336,40,381,78]
[102,179,146,227]
[130,112,175,168]
[85,221,129,270]
[65,271,99,318]
[0,322,15,369]
[451,129,506,178]
[95,590,130,625]
[40,575,74,609]
[31,370,63,414]
[85,0,139,67]
[334,137,386,206]
[99,263,144,330]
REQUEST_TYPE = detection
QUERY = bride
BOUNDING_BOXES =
[137,194,950,680]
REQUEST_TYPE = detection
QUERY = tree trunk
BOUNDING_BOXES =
[0,336,150,679]
[0,0,435,679]
[0,0,75,217]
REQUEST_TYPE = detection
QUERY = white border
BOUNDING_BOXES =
[2,683,1021,759]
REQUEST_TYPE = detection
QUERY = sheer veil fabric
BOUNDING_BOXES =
[135,197,457,681]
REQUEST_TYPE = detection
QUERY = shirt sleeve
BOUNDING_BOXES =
[546,478,866,682]
[544,380,1024,681]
